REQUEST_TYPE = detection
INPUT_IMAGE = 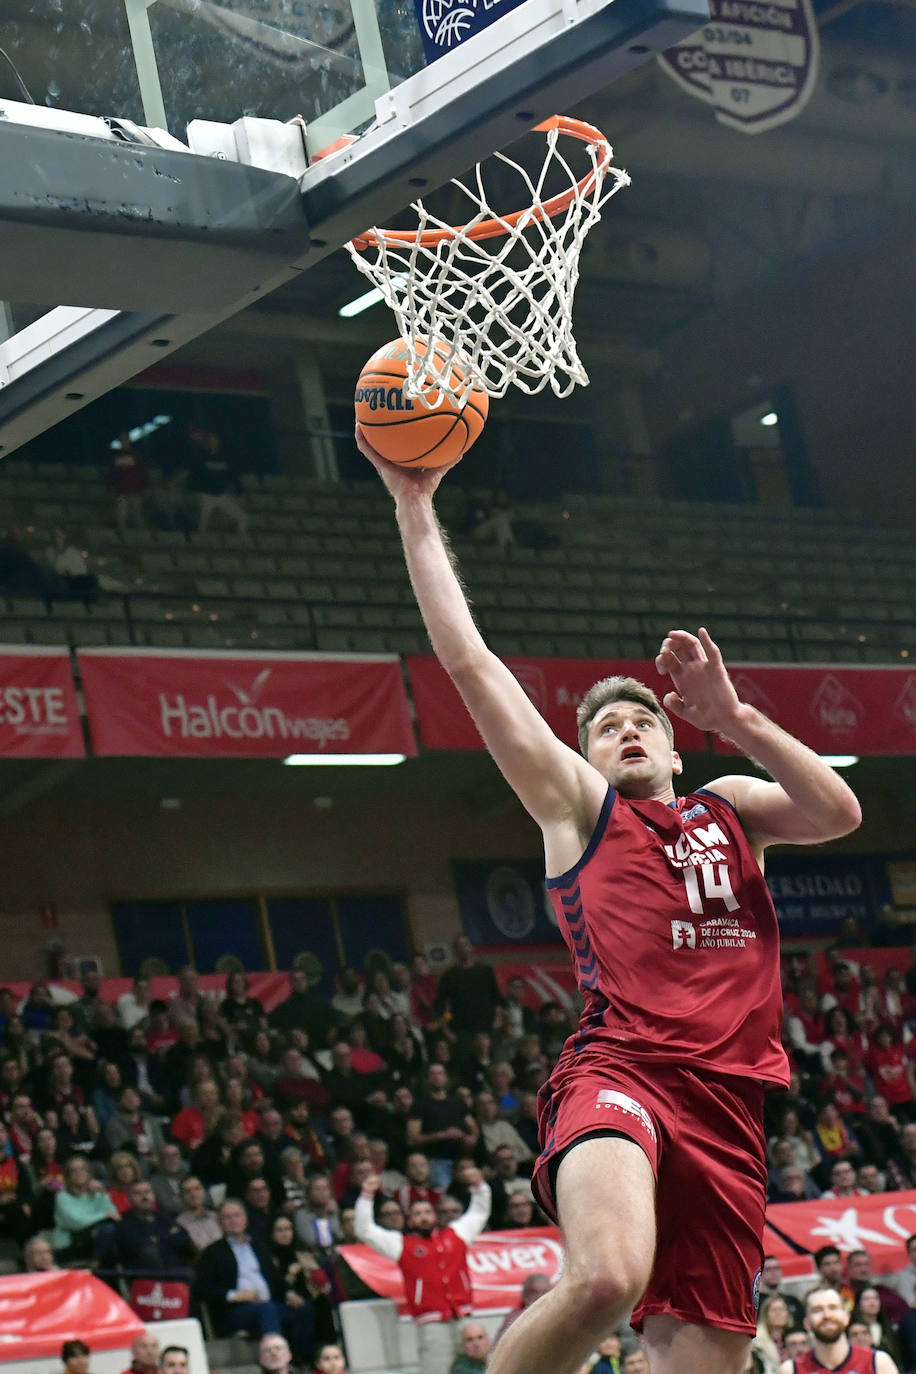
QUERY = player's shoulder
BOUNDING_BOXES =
[777,1359,797,1374]
[694,775,753,813]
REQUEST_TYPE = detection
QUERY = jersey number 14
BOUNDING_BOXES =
[683,863,739,914]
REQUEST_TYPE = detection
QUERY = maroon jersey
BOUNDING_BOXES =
[546,786,789,1086]
[792,1345,877,1372]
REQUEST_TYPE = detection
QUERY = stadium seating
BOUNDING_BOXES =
[1,460,913,662]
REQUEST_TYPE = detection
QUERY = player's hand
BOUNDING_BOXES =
[355,423,460,501]
[654,628,743,732]
[361,1172,383,1195]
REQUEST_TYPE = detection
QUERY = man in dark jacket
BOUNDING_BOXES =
[114,1180,194,1275]
[195,1198,286,1338]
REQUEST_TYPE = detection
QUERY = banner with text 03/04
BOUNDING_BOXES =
[78,649,417,758]
[406,656,709,753]
[0,645,84,757]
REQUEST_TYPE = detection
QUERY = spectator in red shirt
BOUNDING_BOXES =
[347,1023,388,1076]
[106,432,149,535]
[145,1002,180,1054]
[820,1008,865,1075]
[171,1079,223,1152]
[867,1024,916,1113]
[822,961,862,1021]
[409,953,441,1032]
[223,1076,261,1137]
[107,1150,143,1214]
[7,1091,41,1160]
[822,1049,867,1117]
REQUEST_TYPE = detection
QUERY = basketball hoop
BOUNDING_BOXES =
[346,116,630,409]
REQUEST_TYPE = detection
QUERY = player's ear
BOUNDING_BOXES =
[671,750,683,776]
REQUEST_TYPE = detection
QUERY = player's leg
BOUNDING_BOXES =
[487,1135,656,1374]
[635,1073,767,1374]
[642,1314,750,1374]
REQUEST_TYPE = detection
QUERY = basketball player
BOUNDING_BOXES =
[356,424,862,1374]
[779,1288,898,1373]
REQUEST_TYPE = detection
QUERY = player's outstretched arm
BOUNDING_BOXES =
[656,628,862,850]
[356,425,600,833]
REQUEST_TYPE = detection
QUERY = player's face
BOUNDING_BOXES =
[587,702,681,799]
[806,1290,849,1344]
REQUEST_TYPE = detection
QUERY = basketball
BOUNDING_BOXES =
[354,337,489,469]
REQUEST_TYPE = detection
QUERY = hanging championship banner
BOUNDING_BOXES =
[0,646,85,758]
[658,0,820,134]
[78,648,416,758]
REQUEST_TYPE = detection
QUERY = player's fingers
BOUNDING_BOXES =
[655,647,680,675]
[698,627,723,663]
[666,628,705,659]
[656,637,684,663]
[662,691,687,718]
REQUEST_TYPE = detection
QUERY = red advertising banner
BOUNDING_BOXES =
[338,1227,566,1311]
[78,649,417,758]
[767,1189,916,1276]
[339,1194,916,1308]
[406,656,708,754]
[715,666,916,757]
[0,646,84,757]
[0,1270,143,1359]
[409,658,916,757]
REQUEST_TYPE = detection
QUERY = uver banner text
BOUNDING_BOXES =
[407,658,916,756]
[77,649,417,758]
[0,647,84,757]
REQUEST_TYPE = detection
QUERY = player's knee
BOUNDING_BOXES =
[564,1257,649,1329]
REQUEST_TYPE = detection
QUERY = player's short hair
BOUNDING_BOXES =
[804,1284,844,1311]
[576,676,674,756]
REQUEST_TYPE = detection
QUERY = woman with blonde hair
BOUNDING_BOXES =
[751,1294,791,1374]
[52,1154,118,1259]
[107,1150,142,1214]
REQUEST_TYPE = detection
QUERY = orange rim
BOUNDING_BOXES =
[349,115,611,252]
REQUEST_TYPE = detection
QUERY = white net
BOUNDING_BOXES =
[346,117,630,409]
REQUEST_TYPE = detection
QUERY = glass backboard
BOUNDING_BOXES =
[0,0,707,454]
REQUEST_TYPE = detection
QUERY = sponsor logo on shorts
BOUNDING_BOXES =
[681,803,708,821]
[671,919,697,949]
[752,1267,762,1311]
[595,1089,657,1144]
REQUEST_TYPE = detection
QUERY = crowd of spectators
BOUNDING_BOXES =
[5,930,916,1371]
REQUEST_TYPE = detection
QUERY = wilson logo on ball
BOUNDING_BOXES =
[353,385,416,412]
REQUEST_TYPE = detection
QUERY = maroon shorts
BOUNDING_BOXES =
[531,1049,767,1336]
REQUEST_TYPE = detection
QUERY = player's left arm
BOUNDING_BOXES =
[656,628,862,851]
[874,1350,900,1374]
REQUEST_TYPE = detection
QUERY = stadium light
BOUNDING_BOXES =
[283,753,407,766]
[760,411,779,426]
[338,274,407,317]
[819,755,859,768]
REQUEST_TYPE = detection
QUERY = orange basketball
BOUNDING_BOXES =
[354,337,488,469]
